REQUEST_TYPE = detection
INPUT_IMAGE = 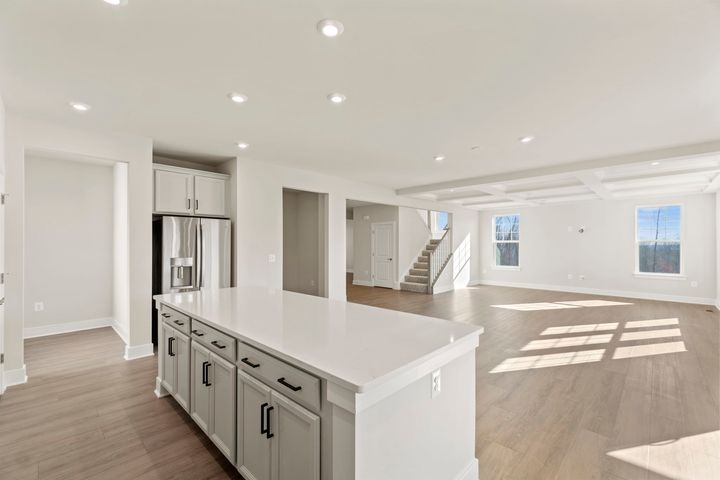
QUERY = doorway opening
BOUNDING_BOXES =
[282,188,328,297]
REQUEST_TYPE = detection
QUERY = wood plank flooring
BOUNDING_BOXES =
[0,281,718,479]
[348,279,720,480]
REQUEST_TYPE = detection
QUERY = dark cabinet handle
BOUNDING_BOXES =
[187,198,191,210]
[195,199,199,210]
[241,357,260,368]
[277,377,302,392]
[174,319,185,326]
[211,340,226,349]
[201,361,208,385]
[265,405,274,439]
[260,402,268,435]
[191,329,204,337]
[205,362,212,387]
[168,337,175,357]
[161,313,170,318]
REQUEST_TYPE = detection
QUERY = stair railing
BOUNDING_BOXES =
[429,228,452,294]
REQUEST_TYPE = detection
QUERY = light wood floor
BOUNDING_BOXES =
[1,283,718,480]
[348,279,720,480]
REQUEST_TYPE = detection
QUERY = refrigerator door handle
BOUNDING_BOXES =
[198,222,203,289]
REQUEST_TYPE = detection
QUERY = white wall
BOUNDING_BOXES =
[24,156,114,331]
[113,162,129,343]
[4,114,153,373]
[346,219,354,272]
[717,193,720,308]
[398,207,431,281]
[352,204,398,286]
[477,194,717,304]
[234,158,483,301]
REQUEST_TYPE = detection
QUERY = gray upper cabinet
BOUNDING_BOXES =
[238,370,273,480]
[154,169,193,215]
[160,322,191,413]
[271,391,320,480]
[153,165,228,217]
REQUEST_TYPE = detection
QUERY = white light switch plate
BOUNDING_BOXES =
[268,254,276,263]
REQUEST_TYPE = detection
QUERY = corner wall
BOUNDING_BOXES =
[477,194,716,304]
[234,158,482,300]
[4,114,153,375]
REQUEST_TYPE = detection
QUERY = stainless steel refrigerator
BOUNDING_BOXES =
[159,216,231,293]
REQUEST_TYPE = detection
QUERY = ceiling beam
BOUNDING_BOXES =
[396,140,720,196]
[575,172,613,199]
[471,186,540,207]
[704,173,720,192]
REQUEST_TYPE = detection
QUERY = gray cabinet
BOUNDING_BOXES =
[153,165,228,217]
[160,322,190,412]
[237,370,320,480]
[194,175,227,217]
[191,341,236,464]
[154,169,193,215]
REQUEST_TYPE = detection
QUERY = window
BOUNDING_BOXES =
[636,205,682,275]
[493,214,520,267]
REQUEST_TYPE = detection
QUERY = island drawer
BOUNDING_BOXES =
[190,319,236,362]
[237,342,320,412]
[159,304,190,336]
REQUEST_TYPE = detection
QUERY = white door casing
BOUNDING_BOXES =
[371,222,395,288]
[0,175,5,394]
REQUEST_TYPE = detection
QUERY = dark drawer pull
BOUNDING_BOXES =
[241,357,260,368]
[191,329,204,337]
[168,337,175,357]
[161,313,170,318]
[201,361,208,385]
[203,361,212,387]
[173,319,185,326]
[211,340,226,349]
[277,377,302,392]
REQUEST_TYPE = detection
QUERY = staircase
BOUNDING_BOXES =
[400,239,442,293]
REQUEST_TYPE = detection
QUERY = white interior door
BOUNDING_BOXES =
[372,222,394,288]
[0,174,5,394]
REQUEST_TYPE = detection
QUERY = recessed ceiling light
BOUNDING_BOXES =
[327,93,346,104]
[434,155,446,162]
[228,92,248,104]
[317,19,344,38]
[519,136,535,144]
[236,142,249,150]
[70,102,91,112]
[103,0,128,6]
[651,161,661,166]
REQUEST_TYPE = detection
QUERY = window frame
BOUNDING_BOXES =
[634,203,685,279]
[492,213,521,270]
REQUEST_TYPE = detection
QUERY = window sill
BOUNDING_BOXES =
[633,272,686,280]
[492,265,522,271]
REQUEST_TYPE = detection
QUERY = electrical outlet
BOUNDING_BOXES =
[268,254,276,263]
[431,369,441,398]
[568,274,574,280]
[34,302,44,312]
[310,279,316,286]
[691,281,698,288]
[579,275,586,280]
[482,269,487,275]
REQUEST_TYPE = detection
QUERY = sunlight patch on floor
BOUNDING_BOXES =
[612,341,687,359]
[491,302,581,311]
[620,328,682,342]
[521,334,613,351]
[489,349,605,373]
[625,318,679,329]
[557,300,634,307]
[607,431,720,480]
[541,323,619,335]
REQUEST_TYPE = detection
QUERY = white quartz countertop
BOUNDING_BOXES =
[154,287,482,393]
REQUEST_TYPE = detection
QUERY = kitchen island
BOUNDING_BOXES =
[154,287,483,480]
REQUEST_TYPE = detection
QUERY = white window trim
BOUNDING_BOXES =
[634,203,684,278]
[492,213,520,269]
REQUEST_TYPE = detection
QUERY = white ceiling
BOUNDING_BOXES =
[1,0,719,191]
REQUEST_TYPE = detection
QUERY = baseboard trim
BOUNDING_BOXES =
[111,321,129,345]
[352,279,373,287]
[454,458,479,480]
[4,364,28,390]
[154,376,169,398]
[346,269,354,274]
[472,280,715,306]
[124,343,154,361]
[24,317,114,339]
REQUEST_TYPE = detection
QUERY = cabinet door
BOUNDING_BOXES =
[238,370,272,480]
[155,169,193,214]
[210,354,236,463]
[271,392,320,480]
[190,341,211,433]
[194,175,226,217]
[160,323,176,395]
[174,332,191,412]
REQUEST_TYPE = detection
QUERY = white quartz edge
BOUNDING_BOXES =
[154,296,483,396]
